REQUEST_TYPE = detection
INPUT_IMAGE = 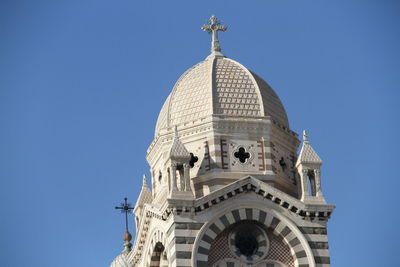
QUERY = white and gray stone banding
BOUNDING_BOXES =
[144,229,168,267]
[298,227,331,266]
[131,177,332,267]
[166,222,204,267]
[193,207,315,267]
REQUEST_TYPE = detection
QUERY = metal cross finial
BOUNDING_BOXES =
[115,197,134,232]
[201,15,228,54]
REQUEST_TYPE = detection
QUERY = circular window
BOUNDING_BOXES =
[228,222,269,262]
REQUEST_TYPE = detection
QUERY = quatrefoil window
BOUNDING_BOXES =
[279,157,287,171]
[234,147,250,163]
[189,153,198,168]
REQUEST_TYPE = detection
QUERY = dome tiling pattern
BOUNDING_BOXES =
[155,94,171,135]
[214,58,262,116]
[169,61,212,127]
[251,73,289,129]
[154,55,289,136]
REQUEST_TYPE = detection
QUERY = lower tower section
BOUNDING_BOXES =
[128,177,334,267]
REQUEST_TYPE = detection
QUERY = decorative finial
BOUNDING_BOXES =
[115,197,134,251]
[303,130,309,143]
[122,231,132,252]
[201,15,227,55]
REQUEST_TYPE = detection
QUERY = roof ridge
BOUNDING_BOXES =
[169,126,191,162]
[134,174,153,210]
[296,130,322,166]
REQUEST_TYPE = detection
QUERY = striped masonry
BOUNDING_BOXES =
[298,227,331,267]
[195,208,312,267]
[146,229,168,267]
[167,222,204,267]
[257,139,266,171]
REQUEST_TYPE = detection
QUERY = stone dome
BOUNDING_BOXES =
[155,55,289,136]
[109,253,133,267]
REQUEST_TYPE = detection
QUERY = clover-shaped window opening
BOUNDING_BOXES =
[234,147,250,163]
[167,168,171,192]
[279,157,287,171]
[189,153,198,168]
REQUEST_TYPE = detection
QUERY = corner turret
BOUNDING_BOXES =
[296,130,325,203]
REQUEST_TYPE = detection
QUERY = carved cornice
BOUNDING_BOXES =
[164,176,335,221]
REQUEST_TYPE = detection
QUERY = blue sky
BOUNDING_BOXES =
[0,1,399,266]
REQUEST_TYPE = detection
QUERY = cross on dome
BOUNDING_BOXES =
[201,15,227,55]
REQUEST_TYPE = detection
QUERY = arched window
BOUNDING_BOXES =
[306,169,317,196]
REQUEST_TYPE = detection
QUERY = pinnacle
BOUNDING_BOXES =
[142,174,149,189]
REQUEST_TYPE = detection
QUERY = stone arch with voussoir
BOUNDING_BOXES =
[145,228,168,267]
[192,206,315,267]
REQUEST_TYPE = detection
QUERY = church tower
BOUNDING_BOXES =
[110,16,335,267]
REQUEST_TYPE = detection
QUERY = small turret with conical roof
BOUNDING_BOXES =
[169,126,191,162]
[296,130,325,202]
[133,175,152,232]
[134,175,152,211]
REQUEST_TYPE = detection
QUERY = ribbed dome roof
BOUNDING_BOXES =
[155,55,288,136]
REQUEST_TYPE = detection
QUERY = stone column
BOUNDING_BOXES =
[310,173,317,196]
[179,168,185,192]
[314,169,323,197]
[301,169,309,201]
[183,163,192,193]
[171,163,178,193]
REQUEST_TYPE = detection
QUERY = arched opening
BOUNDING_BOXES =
[149,242,168,267]
[307,170,316,196]
[175,164,185,191]
[158,171,162,183]
[195,207,312,267]
[167,168,171,192]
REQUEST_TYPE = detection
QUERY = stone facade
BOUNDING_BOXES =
[110,16,335,267]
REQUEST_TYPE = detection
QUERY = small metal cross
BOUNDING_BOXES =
[115,197,134,232]
[201,15,228,53]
